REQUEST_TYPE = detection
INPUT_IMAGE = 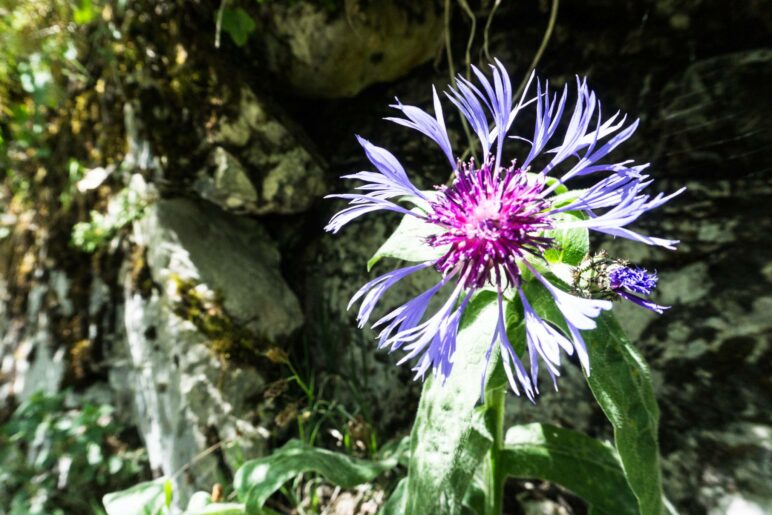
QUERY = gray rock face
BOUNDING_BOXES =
[108,196,303,507]
[0,278,67,404]
[254,1,444,98]
[304,214,427,429]
[143,197,303,340]
[650,49,772,180]
[603,50,772,512]
[195,86,326,215]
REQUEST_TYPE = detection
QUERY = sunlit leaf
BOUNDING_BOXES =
[583,313,666,515]
[379,478,408,515]
[403,291,500,514]
[103,478,168,515]
[73,0,96,24]
[234,440,397,512]
[519,282,667,515]
[543,211,589,266]
[501,423,638,515]
[220,8,256,47]
[368,208,443,271]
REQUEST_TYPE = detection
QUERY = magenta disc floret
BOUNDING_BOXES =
[427,158,553,289]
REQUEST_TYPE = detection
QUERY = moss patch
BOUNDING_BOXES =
[128,245,155,299]
[168,273,268,364]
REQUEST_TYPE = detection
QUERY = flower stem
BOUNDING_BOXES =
[484,381,506,515]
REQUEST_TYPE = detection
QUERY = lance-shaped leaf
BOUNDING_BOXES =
[234,440,398,512]
[403,291,500,514]
[543,212,590,266]
[103,478,169,515]
[368,206,445,271]
[380,478,408,515]
[583,312,666,515]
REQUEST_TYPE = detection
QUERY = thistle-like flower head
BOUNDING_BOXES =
[609,265,668,313]
[427,157,552,289]
[326,59,683,400]
[609,266,658,295]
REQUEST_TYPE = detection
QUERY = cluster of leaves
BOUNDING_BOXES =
[71,184,149,252]
[0,391,149,515]
[102,341,394,514]
[0,1,83,211]
[103,438,408,514]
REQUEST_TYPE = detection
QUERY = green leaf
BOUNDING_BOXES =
[404,291,500,514]
[234,440,397,512]
[184,503,246,515]
[501,423,638,515]
[380,478,408,515]
[220,8,256,47]
[460,466,487,515]
[73,0,96,24]
[103,478,168,515]
[368,210,444,271]
[583,312,665,515]
[164,479,173,508]
[186,491,213,511]
[548,189,587,209]
[543,211,589,266]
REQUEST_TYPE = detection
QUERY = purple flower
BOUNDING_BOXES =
[326,60,682,400]
[609,265,669,314]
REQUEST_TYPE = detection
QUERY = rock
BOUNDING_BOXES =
[196,147,259,211]
[0,282,66,403]
[195,86,326,215]
[141,197,303,340]
[111,287,267,508]
[708,493,771,515]
[254,0,444,98]
[108,194,303,507]
[651,49,772,180]
[0,259,79,405]
[303,213,439,431]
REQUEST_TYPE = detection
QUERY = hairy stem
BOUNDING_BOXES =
[484,377,506,515]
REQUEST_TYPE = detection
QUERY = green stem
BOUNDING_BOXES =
[484,383,506,515]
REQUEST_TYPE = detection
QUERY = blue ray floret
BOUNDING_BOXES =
[325,59,683,400]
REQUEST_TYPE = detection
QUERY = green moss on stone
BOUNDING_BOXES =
[168,273,267,364]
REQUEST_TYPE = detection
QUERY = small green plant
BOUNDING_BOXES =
[103,437,408,515]
[71,185,148,252]
[59,159,87,210]
[0,391,149,514]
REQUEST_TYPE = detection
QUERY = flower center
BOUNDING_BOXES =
[427,158,553,289]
